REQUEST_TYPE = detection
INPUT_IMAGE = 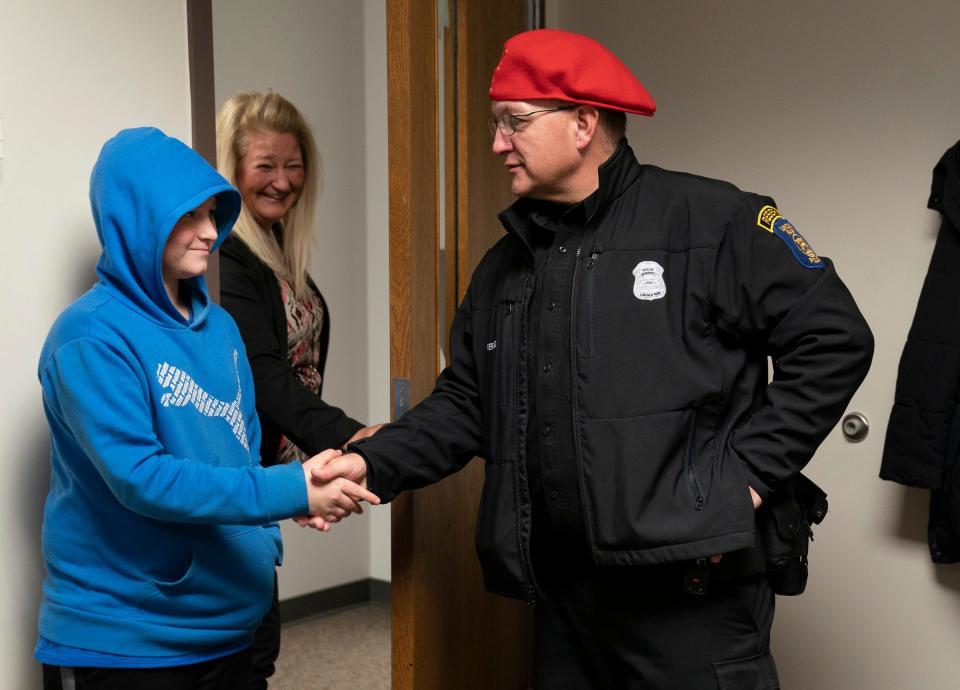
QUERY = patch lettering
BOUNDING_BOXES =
[632,261,666,301]
[755,205,823,269]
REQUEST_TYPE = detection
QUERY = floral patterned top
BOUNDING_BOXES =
[275,278,326,464]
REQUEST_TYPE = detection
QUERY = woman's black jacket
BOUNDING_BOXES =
[220,234,362,467]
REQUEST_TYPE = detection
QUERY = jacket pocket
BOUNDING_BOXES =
[583,251,601,359]
[575,249,720,419]
[580,411,697,549]
[497,300,516,407]
[685,409,705,511]
[713,651,780,690]
[579,411,752,552]
[474,461,527,598]
[472,302,516,456]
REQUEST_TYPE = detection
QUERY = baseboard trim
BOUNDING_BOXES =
[369,578,391,605]
[279,578,391,623]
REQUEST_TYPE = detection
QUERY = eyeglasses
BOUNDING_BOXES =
[487,105,576,137]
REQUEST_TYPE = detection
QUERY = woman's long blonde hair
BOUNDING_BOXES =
[216,91,320,296]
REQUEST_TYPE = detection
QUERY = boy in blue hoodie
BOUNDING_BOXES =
[35,127,378,689]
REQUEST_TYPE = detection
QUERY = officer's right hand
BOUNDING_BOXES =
[311,452,368,488]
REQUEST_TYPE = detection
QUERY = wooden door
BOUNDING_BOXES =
[387,0,532,687]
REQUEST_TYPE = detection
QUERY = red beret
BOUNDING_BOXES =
[489,29,655,117]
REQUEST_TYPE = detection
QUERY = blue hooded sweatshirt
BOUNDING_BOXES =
[35,128,310,664]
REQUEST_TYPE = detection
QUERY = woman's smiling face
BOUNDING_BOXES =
[236,130,305,229]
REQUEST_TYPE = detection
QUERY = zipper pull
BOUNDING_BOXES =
[587,251,599,269]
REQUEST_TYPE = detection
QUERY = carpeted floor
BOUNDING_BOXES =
[269,603,390,689]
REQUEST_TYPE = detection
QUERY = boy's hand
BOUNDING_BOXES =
[293,449,379,531]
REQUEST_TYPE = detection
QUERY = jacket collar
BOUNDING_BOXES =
[498,139,643,251]
[930,139,960,228]
[589,138,644,215]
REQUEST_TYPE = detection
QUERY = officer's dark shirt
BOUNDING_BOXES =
[521,195,601,573]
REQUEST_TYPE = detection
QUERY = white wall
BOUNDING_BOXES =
[0,1,193,686]
[211,0,392,597]
[546,1,960,687]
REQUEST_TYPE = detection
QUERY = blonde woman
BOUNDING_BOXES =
[216,92,381,689]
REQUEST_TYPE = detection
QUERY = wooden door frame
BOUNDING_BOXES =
[385,0,441,686]
[388,1,533,686]
[185,0,219,300]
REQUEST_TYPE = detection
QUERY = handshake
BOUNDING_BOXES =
[293,448,378,532]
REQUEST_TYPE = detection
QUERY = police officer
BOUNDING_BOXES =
[313,29,873,688]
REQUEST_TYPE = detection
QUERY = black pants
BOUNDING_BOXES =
[42,647,251,690]
[533,564,780,690]
[250,572,282,690]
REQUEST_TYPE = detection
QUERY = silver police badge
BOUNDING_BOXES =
[632,261,666,301]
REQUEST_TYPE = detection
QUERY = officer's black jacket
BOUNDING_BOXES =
[354,142,874,600]
[881,139,960,563]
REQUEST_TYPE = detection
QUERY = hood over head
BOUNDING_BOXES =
[90,127,241,325]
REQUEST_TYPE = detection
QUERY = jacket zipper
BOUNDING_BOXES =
[685,410,705,510]
[512,271,537,604]
[569,238,600,551]
[585,251,600,358]
[499,301,514,407]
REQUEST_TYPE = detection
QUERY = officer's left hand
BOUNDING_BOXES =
[708,486,764,564]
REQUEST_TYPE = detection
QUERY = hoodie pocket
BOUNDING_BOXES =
[135,525,278,626]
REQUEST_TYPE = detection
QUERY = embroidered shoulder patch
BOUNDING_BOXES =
[755,205,823,269]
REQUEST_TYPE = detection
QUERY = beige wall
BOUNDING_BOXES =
[211,0,392,597]
[362,0,392,583]
[0,1,193,686]
[547,1,960,687]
